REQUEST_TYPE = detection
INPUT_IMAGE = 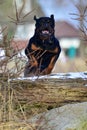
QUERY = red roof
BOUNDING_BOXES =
[55,21,80,38]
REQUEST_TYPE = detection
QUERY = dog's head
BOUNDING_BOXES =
[34,15,55,40]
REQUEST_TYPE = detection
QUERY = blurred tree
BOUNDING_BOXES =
[0,0,16,38]
[0,0,40,56]
[0,0,30,37]
[55,0,87,57]
[0,0,26,56]
[72,0,87,56]
[0,0,5,4]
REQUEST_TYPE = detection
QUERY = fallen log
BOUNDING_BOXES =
[8,72,87,118]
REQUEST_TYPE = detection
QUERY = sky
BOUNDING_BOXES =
[38,0,79,28]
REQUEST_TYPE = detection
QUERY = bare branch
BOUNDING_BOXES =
[23,8,36,19]
[14,0,19,22]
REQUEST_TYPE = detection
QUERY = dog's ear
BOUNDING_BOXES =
[34,15,37,21]
[50,14,54,20]
[50,14,55,27]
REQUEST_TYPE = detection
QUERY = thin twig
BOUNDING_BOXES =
[23,8,36,19]
[14,0,19,22]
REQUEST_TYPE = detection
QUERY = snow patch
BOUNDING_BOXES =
[0,48,5,60]
[10,72,87,82]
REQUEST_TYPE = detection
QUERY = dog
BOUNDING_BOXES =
[24,15,61,77]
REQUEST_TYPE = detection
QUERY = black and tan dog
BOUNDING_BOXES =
[24,15,61,77]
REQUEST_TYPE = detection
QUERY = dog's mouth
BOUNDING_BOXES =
[42,30,50,35]
[38,28,54,40]
[39,30,50,40]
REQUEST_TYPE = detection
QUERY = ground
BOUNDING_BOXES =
[52,57,87,73]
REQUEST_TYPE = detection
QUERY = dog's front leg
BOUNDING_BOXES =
[29,55,38,67]
[41,56,56,75]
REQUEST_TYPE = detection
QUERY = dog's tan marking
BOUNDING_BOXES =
[30,55,38,67]
[41,56,56,75]
[31,43,40,50]
[48,47,58,54]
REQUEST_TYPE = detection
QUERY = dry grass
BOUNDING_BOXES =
[0,1,36,129]
[0,74,87,130]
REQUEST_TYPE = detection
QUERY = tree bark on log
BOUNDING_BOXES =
[8,75,87,118]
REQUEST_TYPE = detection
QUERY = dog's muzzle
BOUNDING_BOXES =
[39,27,54,40]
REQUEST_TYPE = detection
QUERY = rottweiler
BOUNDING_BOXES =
[24,15,61,77]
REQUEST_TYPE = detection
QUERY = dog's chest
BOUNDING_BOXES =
[36,39,56,51]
